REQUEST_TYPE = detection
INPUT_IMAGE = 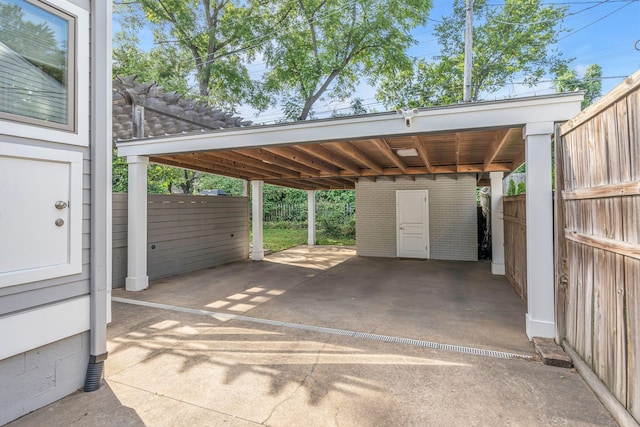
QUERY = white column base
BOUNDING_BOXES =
[526,313,555,340]
[251,180,264,261]
[491,262,505,275]
[307,190,316,246]
[251,249,264,261]
[126,275,148,292]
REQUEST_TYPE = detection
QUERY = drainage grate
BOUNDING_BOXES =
[112,297,534,361]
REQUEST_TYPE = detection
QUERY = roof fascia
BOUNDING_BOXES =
[117,93,583,158]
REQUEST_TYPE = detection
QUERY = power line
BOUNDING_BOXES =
[557,0,635,41]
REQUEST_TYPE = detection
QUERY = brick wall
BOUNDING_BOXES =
[355,175,477,261]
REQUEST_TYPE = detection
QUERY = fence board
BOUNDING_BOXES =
[503,195,526,302]
[558,69,640,423]
[112,193,249,288]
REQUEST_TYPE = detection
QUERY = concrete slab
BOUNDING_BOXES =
[9,301,615,426]
[9,247,617,426]
[116,247,533,355]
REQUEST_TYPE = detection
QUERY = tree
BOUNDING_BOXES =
[262,0,432,120]
[112,23,193,95]
[115,0,268,110]
[378,0,568,108]
[554,64,602,109]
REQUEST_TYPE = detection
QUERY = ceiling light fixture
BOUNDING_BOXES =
[396,148,418,157]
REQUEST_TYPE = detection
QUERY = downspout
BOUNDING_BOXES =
[85,0,112,392]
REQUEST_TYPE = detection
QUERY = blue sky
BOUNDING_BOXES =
[115,0,640,122]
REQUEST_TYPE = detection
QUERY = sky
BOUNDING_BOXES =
[114,0,640,124]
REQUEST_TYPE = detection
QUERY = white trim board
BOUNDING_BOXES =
[0,296,90,360]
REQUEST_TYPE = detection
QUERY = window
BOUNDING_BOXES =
[0,0,75,131]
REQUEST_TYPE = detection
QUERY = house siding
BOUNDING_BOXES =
[0,0,93,422]
[356,175,477,261]
[112,193,249,287]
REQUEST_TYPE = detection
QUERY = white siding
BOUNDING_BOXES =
[356,175,477,261]
[112,193,249,287]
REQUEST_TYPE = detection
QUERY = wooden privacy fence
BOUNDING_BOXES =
[556,70,640,422]
[503,195,527,302]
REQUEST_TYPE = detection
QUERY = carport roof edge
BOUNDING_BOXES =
[117,92,584,158]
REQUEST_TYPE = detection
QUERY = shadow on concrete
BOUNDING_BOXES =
[8,383,145,427]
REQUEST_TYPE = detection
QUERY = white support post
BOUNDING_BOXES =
[524,122,556,339]
[242,179,248,197]
[251,180,264,261]
[126,156,149,291]
[307,190,316,246]
[490,172,505,275]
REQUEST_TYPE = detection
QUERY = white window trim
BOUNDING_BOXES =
[0,142,83,287]
[0,0,89,147]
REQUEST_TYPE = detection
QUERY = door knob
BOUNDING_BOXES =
[55,219,64,227]
[55,201,68,210]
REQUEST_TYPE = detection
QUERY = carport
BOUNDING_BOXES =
[117,92,583,340]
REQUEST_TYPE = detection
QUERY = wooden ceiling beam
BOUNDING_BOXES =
[329,142,384,174]
[295,144,362,174]
[234,148,321,177]
[203,150,302,178]
[317,177,355,189]
[371,138,408,174]
[264,179,323,190]
[349,163,512,176]
[483,128,516,171]
[150,155,261,180]
[357,167,429,177]
[412,136,432,173]
[263,146,341,175]
[195,152,283,179]
[511,146,526,171]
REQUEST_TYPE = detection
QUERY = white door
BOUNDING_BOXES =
[396,190,429,258]
[0,143,82,287]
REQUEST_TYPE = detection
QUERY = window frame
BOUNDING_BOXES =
[0,0,88,147]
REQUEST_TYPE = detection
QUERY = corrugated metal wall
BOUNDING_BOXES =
[113,193,249,288]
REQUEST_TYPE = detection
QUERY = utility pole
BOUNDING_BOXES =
[463,0,473,102]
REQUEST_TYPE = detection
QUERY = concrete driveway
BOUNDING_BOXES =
[9,246,615,426]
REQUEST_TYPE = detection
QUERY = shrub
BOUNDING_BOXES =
[516,182,526,194]
[507,179,516,196]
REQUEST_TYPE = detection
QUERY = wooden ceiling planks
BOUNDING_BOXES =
[146,126,525,190]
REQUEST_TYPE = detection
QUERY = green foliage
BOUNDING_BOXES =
[262,0,432,120]
[506,178,526,196]
[195,174,244,196]
[317,207,355,239]
[112,150,244,195]
[331,98,368,118]
[114,0,268,110]
[554,64,602,109]
[378,0,568,108]
[507,179,516,196]
[112,149,128,192]
[258,226,354,252]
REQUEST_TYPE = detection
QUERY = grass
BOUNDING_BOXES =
[252,225,355,253]
[262,227,307,252]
